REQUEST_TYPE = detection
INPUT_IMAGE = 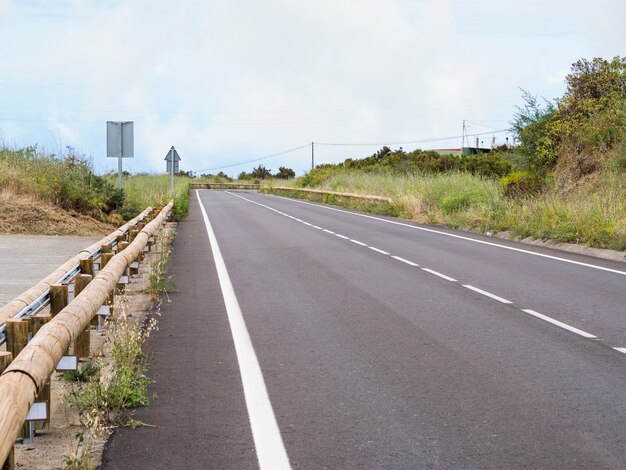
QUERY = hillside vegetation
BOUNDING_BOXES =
[267,57,626,251]
[0,147,190,235]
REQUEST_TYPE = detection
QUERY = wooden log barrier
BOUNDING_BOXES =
[0,208,152,327]
[0,201,173,465]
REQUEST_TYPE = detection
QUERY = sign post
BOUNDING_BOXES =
[107,121,134,188]
[164,146,181,193]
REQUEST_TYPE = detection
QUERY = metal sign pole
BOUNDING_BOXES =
[118,122,123,189]
[170,148,174,194]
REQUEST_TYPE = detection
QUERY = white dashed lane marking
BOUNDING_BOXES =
[522,309,597,339]
[463,285,513,304]
[421,268,457,282]
[391,256,419,267]
[222,191,626,356]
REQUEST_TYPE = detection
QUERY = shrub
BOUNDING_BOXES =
[500,171,545,198]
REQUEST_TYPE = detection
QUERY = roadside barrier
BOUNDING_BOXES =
[262,186,392,203]
[0,202,173,468]
[0,207,152,332]
[191,182,260,190]
[260,186,399,216]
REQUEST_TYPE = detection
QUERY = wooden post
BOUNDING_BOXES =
[0,352,13,470]
[115,235,125,253]
[101,253,114,268]
[73,274,92,358]
[79,258,94,276]
[30,316,52,430]
[50,284,68,317]
[101,243,112,254]
[129,229,139,242]
[5,319,29,361]
[137,222,146,232]
[117,242,129,293]
[5,319,30,440]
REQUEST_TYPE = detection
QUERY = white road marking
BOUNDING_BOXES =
[217,191,624,355]
[196,191,292,470]
[323,229,335,234]
[463,285,512,304]
[521,309,597,339]
[335,234,350,239]
[266,194,626,277]
[421,268,456,282]
[391,256,419,267]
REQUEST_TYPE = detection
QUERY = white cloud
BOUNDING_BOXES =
[1,0,625,175]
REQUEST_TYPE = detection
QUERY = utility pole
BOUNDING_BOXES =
[311,141,315,170]
[462,120,467,148]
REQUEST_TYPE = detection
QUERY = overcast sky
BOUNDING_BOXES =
[1,0,624,176]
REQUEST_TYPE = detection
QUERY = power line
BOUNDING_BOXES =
[197,144,310,172]
[200,129,511,172]
[316,129,508,147]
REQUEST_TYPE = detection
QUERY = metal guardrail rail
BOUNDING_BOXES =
[0,228,127,345]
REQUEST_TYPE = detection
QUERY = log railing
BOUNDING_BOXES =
[0,201,173,466]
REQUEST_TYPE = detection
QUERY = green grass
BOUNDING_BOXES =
[0,145,192,224]
[116,174,190,221]
[265,170,626,251]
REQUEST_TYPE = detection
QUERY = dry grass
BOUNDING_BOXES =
[0,189,116,235]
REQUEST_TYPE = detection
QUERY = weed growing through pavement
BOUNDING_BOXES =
[148,228,175,297]
[64,296,157,429]
[57,432,93,470]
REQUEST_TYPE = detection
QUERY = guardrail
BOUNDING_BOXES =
[191,182,260,190]
[0,202,173,467]
[262,186,392,203]
[261,186,399,216]
[0,207,153,337]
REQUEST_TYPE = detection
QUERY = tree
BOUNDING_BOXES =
[275,166,295,179]
[251,165,272,180]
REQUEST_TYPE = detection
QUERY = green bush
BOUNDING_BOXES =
[500,171,545,198]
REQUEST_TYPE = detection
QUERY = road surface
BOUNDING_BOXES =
[102,189,626,469]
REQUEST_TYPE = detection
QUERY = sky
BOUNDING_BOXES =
[0,0,624,177]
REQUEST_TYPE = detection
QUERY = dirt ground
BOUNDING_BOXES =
[0,193,116,236]
[10,224,175,469]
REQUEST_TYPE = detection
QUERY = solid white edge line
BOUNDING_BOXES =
[323,229,335,234]
[335,234,350,239]
[312,225,322,230]
[463,285,512,304]
[613,347,626,354]
[391,256,419,267]
[350,239,367,246]
[368,246,390,255]
[264,194,626,277]
[195,191,291,470]
[421,268,457,282]
[522,309,597,339]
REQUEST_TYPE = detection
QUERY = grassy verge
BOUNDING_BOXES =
[263,170,626,251]
[0,146,192,230]
[118,174,190,222]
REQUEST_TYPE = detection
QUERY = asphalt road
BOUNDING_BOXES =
[103,189,626,469]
